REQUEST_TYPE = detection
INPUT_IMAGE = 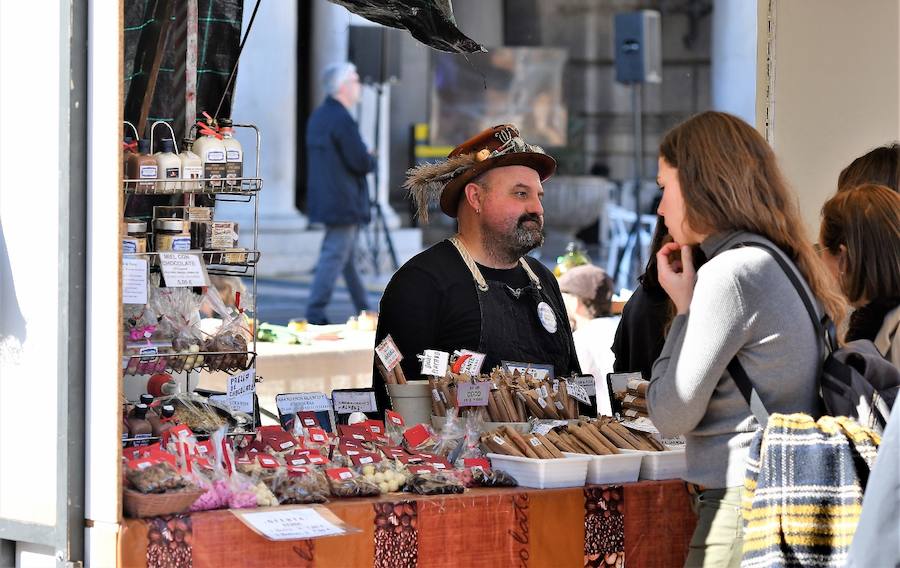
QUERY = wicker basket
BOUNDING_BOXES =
[123,488,205,518]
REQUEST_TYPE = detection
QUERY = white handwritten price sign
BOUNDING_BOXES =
[275,392,332,415]
[159,252,209,288]
[122,257,148,304]
[454,350,486,375]
[232,506,360,541]
[419,349,450,377]
[332,390,377,414]
[457,381,491,407]
[566,382,591,405]
[375,335,402,371]
[226,368,256,414]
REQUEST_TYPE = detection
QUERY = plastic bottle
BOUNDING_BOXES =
[179,138,203,191]
[192,117,227,190]
[553,242,591,277]
[127,139,158,193]
[154,139,181,193]
[127,403,153,446]
[218,118,243,189]
[150,404,176,437]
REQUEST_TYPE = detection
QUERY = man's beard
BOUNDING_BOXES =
[481,213,544,265]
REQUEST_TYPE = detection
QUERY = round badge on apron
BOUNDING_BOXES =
[537,301,558,334]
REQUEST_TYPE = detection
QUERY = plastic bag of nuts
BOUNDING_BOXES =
[271,469,330,504]
[328,472,381,498]
[126,461,192,494]
[404,471,465,495]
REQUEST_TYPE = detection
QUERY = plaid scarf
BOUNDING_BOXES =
[742,413,880,567]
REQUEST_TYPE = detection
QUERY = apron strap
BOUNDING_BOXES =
[448,236,542,292]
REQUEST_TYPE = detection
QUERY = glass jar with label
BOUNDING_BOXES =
[123,219,148,254]
[153,218,192,252]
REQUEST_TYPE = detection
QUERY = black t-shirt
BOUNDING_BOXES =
[373,240,579,408]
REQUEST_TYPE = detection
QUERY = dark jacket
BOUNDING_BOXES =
[306,96,377,225]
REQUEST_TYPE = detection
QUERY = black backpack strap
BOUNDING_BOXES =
[724,241,828,426]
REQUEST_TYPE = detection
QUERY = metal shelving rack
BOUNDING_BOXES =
[122,123,262,426]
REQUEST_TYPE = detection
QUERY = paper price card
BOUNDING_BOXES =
[276,392,332,415]
[232,506,360,541]
[566,382,591,405]
[452,350,486,375]
[574,375,597,397]
[122,257,149,304]
[375,334,402,371]
[456,381,490,407]
[226,368,256,414]
[158,252,209,288]
[332,390,377,414]
[419,349,450,377]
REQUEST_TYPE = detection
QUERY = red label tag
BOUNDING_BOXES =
[296,411,321,428]
[380,446,407,458]
[256,453,279,469]
[196,440,214,456]
[338,424,371,441]
[403,424,432,448]
[306,427,328,443]
[286,454,309,466]
[363,419,385,435]
[308,454,328,465]
[260,428,297,452]
[397,454,424,464]
[426,457,452,470]
[287,465,309,476]
[326,467,354,481]
[464,458,491,471]
[407,465,436,475]
[350,452,383,466]
[339,443,361,456]
[168,424,194,441]
[386,410,405,427]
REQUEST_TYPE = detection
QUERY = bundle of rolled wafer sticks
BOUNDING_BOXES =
[375,360,408,385]
[618,378,648,419]
[428,369,580,421]
[481,416,664,459]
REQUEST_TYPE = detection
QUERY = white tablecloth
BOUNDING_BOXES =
[196,328,377,419]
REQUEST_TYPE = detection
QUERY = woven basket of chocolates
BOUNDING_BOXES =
[123,488,205,518]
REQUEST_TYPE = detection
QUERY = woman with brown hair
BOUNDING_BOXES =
[837,143,900,193]
[645,111,846,567]
[820,184,900,366]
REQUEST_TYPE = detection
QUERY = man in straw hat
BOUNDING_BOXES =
[372,124,580,409]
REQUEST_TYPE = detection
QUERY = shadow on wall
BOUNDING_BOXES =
[0,221,26,346]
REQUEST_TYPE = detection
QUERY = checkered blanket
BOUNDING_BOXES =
[742,413,880,567]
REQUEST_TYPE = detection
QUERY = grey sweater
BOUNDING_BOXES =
[648,231,822,488]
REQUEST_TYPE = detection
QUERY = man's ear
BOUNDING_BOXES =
[463,182,482,211]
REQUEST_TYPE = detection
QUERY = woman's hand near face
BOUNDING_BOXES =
[656,242,697,314]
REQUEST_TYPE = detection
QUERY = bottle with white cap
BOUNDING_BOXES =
[218,118,243,189]
[154,139,181,193]
[179,138,203,191]
[192,116,227,190]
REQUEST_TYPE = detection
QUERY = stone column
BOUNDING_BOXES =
[216,0,307,252]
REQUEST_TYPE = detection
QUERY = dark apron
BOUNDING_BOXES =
[450,237,573,376]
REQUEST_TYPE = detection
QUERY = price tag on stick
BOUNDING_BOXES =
[375,335,402,371]
[456,381,491,407]
[419,349,450,377]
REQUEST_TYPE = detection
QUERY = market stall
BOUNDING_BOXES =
[119,481,695,568]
